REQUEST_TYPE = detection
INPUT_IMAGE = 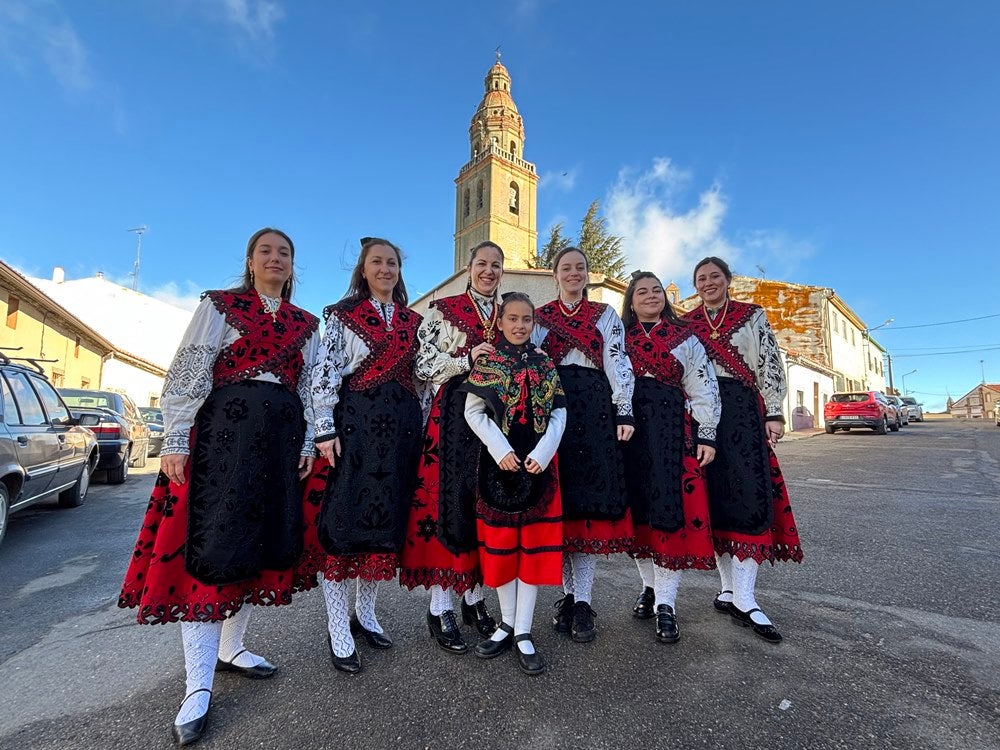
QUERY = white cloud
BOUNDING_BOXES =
[540,168,578,193]
[735,228,816,279]
[606,157,736,288]
[147,281,204,312]
[217,0,285,40]
[0,1,92,93]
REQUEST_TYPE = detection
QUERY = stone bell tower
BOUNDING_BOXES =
[453,55,538,271]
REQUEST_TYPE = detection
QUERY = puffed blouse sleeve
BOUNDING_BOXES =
[415,306,471,385]
[311,307,347,443]
[160,297,229,456]
[679,334,721,446]
[597,306,635,425]
[750,308,787,422]
[297,329,321,457]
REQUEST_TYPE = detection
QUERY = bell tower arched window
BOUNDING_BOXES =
[508,182,519,214]
[510,139,518,157]
[464,189,470,217]
[477,180,484,209]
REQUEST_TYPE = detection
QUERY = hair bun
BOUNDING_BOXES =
[359,236,374,247]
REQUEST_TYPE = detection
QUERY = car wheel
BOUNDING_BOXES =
[825,424,835,434]
[58,460,91,508]
[875,416,888,434]
[890,417,900,432]
[133,441,147,469]
[0,483,9,548]
[108,447,130,485]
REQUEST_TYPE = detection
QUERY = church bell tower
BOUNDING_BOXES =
[453,56,538,271]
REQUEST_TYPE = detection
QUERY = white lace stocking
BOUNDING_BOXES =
[491,579,518,642]
[570,553,596,604]
[715,553,734,602]
[732,556,772,625]
[653,566,682,610]
[635,557,655,589]
[176,621,222,725]
[429,584,453,616]
[218,606,265,668]
[463,584,485,606]
[355,579,384,633]
[513,580,538,654]
[321,578,355,658]
[561,554,575,596]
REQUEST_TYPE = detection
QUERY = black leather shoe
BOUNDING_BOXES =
[552,594,575,633]
[632,586,655,619]
[427,609,469,654]
[655,604,680,643]
[328,633,363,673]
[461,598,498,637]
[513,634,546,676]
[571,601,597,643]
[215,649,278,679]
[172,689,210,746]
[713,590,734,613]
[350,616,393,649]
[729,606,783,643]
[474,623,514,659]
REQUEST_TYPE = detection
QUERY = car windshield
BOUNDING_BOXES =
[61,392,113,408]
[831,393,870,403]
[901,397,917,405]
[140,409,163,423]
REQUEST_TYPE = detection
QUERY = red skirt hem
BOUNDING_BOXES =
[321,553,399,582]
[563,513,634,555]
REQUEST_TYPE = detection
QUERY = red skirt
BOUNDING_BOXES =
[630,454,716,570]
[563,511,634,556]
[118,467,316,625]
[713,446,804,564]
[477,482,563,589]
[399,388,480,594]
[299,459,399,582]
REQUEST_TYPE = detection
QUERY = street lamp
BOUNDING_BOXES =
[862,318,893,389]
[901,369,917,394]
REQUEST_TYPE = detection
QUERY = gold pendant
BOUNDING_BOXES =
[710,331,720,340]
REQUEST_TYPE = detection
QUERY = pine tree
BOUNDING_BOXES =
[531,201,626,280]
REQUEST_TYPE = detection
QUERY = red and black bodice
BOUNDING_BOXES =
[534,299,608,367]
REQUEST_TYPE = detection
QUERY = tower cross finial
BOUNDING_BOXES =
[495,45,501,62]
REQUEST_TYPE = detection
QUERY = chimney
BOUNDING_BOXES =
[96,271,104,279]
[52,267,65,284]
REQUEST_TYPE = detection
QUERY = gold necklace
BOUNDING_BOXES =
[467,290,497,343]
[558,297,584,317]
[704,298,729,340]
[639,319,661,338]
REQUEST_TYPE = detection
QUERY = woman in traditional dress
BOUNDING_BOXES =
[460,292,566,675]
[532,247,635,643]
[118,228,319,746]
[306,237,425,674]
[621,271,721,643]
[682,256,804,643]
[399,242,504,654]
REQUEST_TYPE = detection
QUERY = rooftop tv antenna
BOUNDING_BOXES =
[127,225,148,291]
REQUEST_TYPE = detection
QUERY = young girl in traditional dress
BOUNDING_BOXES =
[460,292,566,675]
[533,247,635,643]
[118,228,319,746]
[399,242,505,654]
[305,237,426,673]
[621,271,721,643]
[683,256,804,642]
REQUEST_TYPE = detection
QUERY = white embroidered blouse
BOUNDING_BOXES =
[414,289,496,387]
[707,305,787,420]
[160,296,320,457]
[464,398,567,472]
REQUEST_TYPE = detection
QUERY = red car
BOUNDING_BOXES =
[824,391,901,434]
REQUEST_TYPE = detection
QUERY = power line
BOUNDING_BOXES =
[892,346,1000,359]
[893,343,1000,353]
[880,312,1000,331]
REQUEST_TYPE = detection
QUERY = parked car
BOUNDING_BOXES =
[899,396,924,422]
[1,357,99,548]
[139,407,164,457]
[885,395,909,426]
[58,388,150,484]
[824,391,901,434]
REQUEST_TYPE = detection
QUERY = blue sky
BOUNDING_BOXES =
[1,1,998,410]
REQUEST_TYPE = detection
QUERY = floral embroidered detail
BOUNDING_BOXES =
[535,299,607,368]
[328,300,422,395]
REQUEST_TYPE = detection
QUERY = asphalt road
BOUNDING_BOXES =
[1,418,998,750]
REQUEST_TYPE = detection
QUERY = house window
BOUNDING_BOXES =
[80,377,90,388]
[508,182,519,214]
[74,336,81,358]
[796,390,804,408]
[51,370,65,387]
[6,295,18,329]
[851,329,855,345]
[149,395,160,407]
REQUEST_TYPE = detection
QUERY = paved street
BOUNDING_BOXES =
[1,418,998,750]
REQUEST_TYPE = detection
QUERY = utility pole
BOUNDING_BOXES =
[887,353,895,393]
[981,359,986,383]
[127,225,148,291]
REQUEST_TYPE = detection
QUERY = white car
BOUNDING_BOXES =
[899,396,924,422]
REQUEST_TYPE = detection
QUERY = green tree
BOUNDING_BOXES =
[531,221,570,270]
[531,201,627,280]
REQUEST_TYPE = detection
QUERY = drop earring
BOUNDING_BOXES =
[249,268,255,287]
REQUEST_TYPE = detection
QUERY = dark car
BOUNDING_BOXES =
[1,357,99,548]
[139,407,164,457]
[824,391,900,434]
[884,394,909,426]
[58,388,150,484]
